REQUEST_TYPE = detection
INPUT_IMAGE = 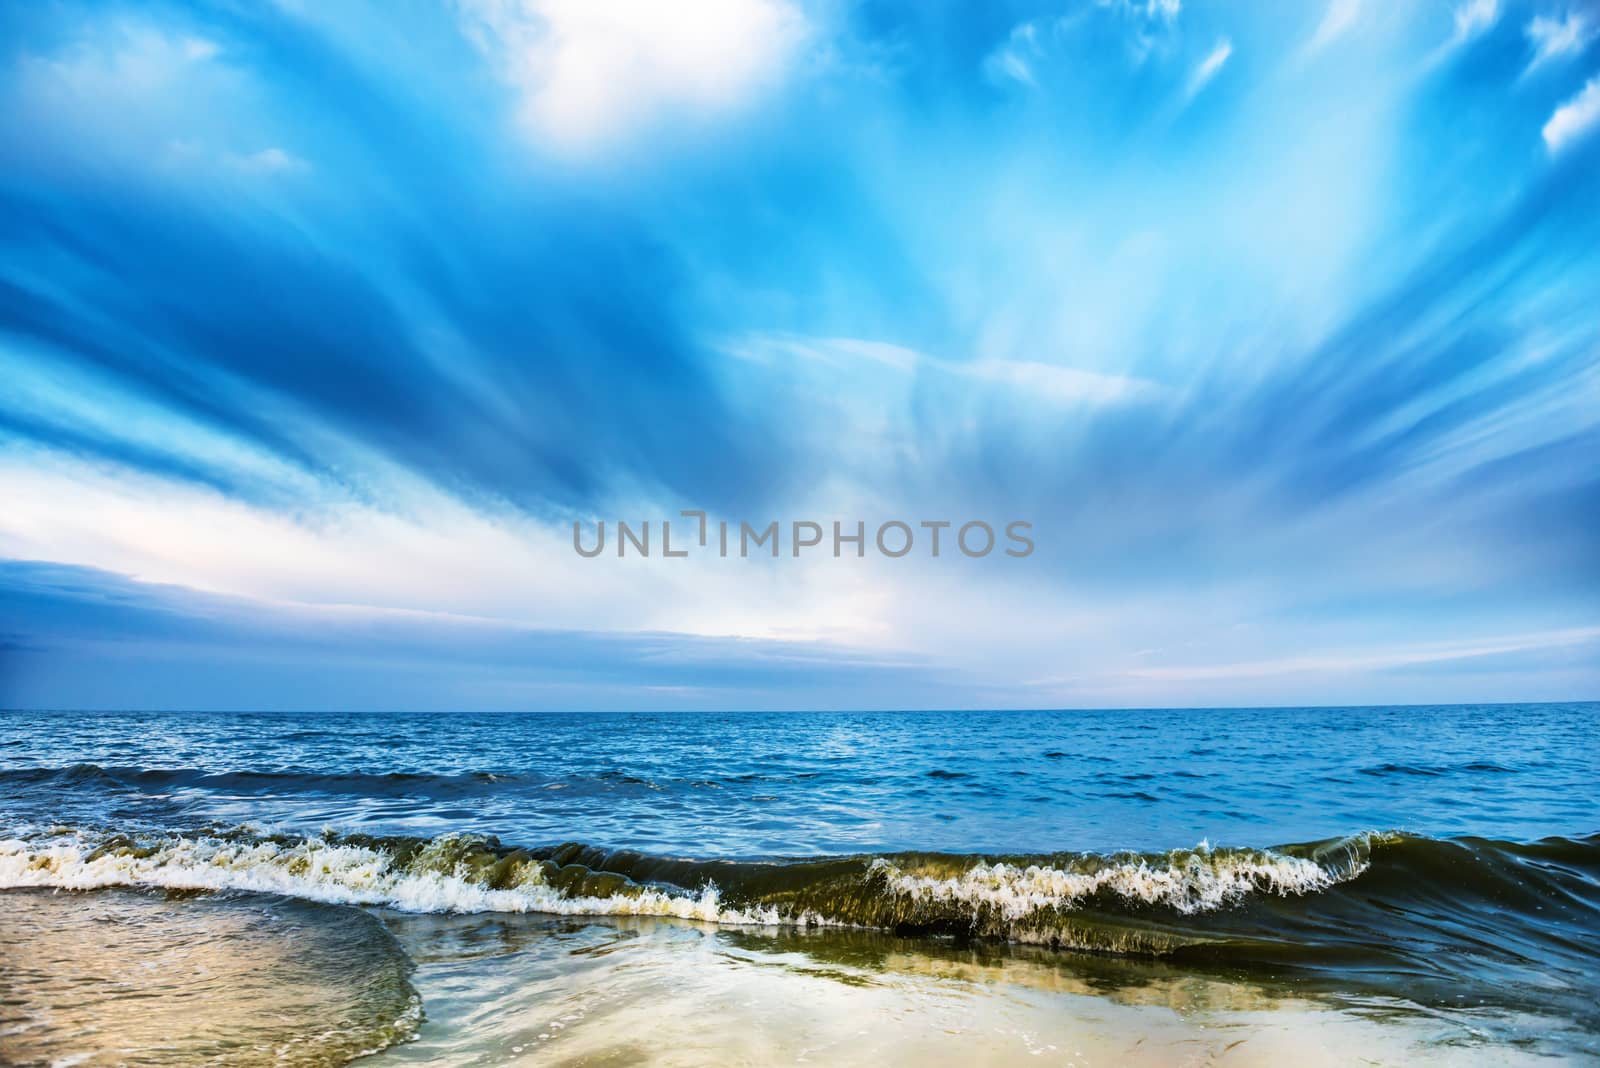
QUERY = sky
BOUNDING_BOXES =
[1,0,1597,711]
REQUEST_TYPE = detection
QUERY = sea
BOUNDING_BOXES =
[1,704,1596,1065]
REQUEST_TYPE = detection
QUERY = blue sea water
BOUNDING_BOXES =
[3,703,1600,1064]
[1,703,1594,854]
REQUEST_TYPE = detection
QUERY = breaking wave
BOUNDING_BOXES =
[4,825,1599,977]
[0,826,1402,952]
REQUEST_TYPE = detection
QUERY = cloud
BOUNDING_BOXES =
[1097,0,1180,22]
[1450,0,1499,45]
[982,22,1040,88]
[1526,10,1597,73]
[18,25,220,98]
[10,23,223,152]
[1108,0,1182,63]
[4,19,320,184]
[2,1,1598,710]
[1124,626,1600,682]
[457,0,807,150]
[226,147,308,174]
[1306,0,1361,54]
[0,48,784,520]
[730,334,1161,411]
[1543,75,1600,153]
[1185,37,1232,99]
[0,560,957,712]
[964,358,1158,405]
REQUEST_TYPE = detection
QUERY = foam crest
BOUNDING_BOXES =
[871,845,1358,917]
[0,828,1379,951]
[0,833,783,925]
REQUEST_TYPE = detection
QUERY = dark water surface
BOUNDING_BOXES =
[2,704,1597,1064]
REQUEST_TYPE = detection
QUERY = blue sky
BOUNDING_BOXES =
[1,0,1597,711]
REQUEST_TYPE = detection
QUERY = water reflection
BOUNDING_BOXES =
[0,888,418,1067]
[378,911,1590,1066]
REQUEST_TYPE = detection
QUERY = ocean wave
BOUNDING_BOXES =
[0,764,549,798]
[868,846,1348,918]
[4,827,1597,962]
[0,831,784,925]
[0,763,827,800]
[0,826,1387,949]
[1357,761,1519,778]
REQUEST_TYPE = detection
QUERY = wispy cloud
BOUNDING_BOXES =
[1185,37,1232,99]
[1,1,1596,709]
[1125,626,1600,683]
[1094,0,1183,64]
[1525,10,1597,73]
[226,147,308,174]
[983,22,1041,88]
[1305,0,1361,54]
[1096,0,1181,23]
[0,560,958,712]
[729,334,1161,409]
[1449,0,1500,45]
[1543,75,1600,152]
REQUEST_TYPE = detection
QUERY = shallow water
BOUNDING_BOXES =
[0,888,419,1066]
[1,705,1597,1064]
[372,911,1591,1067]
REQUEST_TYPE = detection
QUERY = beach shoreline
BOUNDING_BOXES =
[4,885,1593,1066]
[3,705,1596,1065]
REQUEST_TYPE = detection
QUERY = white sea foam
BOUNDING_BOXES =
[0,831,1369,929]
[870,844,1365,917]
[0,834,784,924]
